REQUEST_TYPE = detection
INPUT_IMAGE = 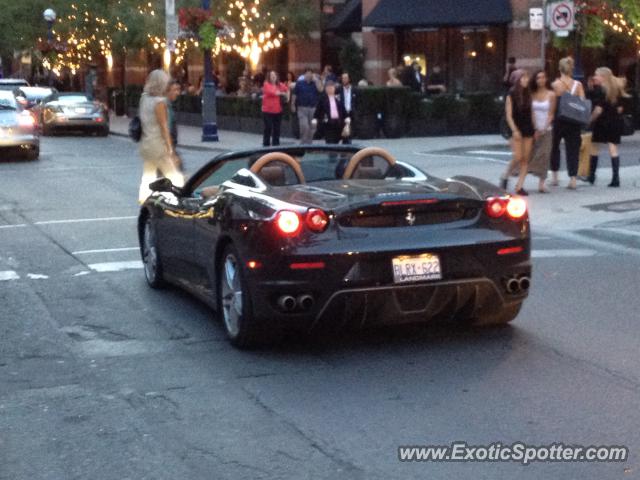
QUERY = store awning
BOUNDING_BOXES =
[363,0,512,29]
[327,0,362,33]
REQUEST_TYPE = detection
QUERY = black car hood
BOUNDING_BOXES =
[262,178,487,212]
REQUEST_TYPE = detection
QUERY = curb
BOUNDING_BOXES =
[109,130,228,153]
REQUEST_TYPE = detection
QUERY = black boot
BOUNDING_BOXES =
[608,157,620,187]
[588,155,598,184]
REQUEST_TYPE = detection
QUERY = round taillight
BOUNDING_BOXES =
[506,196,527,219]
[306,209,329,232]
[275,210,302,236]
[486,197,507,218]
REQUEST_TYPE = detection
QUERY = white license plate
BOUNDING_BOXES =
[75,108,87,114]
[392,253,442,284]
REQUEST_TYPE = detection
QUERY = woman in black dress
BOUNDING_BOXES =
[588,67,624,187]
[501,69,535,195]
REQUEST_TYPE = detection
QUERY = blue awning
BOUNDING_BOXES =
[327,0,362,33]
[364,0,513,28]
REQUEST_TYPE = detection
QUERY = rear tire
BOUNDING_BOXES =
[217,244,276,349]
[141,217,165,288]
[98,127,109,137]
[471,303,522,327]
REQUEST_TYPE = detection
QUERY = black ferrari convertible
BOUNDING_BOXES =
[138,145,531,348]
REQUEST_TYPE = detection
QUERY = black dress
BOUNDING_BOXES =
[590,86,622,145]
[509,92,535,138]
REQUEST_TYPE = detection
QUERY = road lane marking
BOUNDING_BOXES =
[73,247,139,255]
[0,270,20,281]
[0,216,137,230]
[532,249,598,258]
[27,273,49,279]
[35,216,137,226]
[88,261,143,272]
[601,228,640,238]
[0,224,27,230]
[536,230,640,257]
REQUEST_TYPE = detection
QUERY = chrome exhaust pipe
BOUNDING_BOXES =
[297,294,314,311]
[278,295,297,312]
[519,276,531,292]
[506,278,520,294]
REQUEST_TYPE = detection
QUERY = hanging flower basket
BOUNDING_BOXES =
[178,8,233,50]
[178,7,212,33]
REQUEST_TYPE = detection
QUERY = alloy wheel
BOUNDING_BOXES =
[221,253,243,338]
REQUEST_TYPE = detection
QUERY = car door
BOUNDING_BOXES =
[187,156,251,295]
[154,191,198,285]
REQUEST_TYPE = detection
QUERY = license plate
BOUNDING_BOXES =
[392,253,442,284]
[75,108,87,114]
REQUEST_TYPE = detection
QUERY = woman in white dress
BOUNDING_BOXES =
[529,70,556,193]
[138,69,184,203]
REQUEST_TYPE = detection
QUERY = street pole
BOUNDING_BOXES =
[201,0,219,142]
[43,8,56,87]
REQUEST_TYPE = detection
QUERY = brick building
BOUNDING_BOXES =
[106,0,636,93]
[291,0,636,91]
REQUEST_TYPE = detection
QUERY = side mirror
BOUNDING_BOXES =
[149,177,182,195]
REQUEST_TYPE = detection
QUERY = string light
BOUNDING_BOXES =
[41,0,289,75]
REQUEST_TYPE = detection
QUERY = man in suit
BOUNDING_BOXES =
[312,81,350,144]
[336,72,356,144]
[403,61,424,93]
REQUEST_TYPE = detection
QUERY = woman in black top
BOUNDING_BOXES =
[550,57,585,190]
[501,69,534,195]
[588,67,624,187]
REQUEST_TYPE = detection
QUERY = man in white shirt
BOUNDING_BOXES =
[337,73,355,144]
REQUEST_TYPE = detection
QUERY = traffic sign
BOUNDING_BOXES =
[529,8,544,30]
[549,1,574,32]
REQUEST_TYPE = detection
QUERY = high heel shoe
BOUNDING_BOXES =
[515,188,528,196]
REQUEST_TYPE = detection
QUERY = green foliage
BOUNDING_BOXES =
[338,39,365,83]
[582,14,605,48]
[354,87,387,115]
[198,22,219,50]
[266,0,319,36]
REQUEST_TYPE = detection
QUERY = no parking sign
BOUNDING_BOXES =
[549,1,575,32]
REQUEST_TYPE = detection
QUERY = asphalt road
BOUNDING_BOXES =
[1,134,639,480]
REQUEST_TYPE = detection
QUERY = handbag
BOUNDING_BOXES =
[621,114,635,136]
[557,83,592,127]
[129,115,143,142]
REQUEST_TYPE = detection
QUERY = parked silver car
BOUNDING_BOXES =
[0,78,29,91]
[39,92,109,136]
[0,91,39,160]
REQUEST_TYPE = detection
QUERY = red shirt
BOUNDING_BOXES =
[262,82,289,114]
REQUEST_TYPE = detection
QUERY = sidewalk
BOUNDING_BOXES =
[108,113,507,154]
[109,113,640,238]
